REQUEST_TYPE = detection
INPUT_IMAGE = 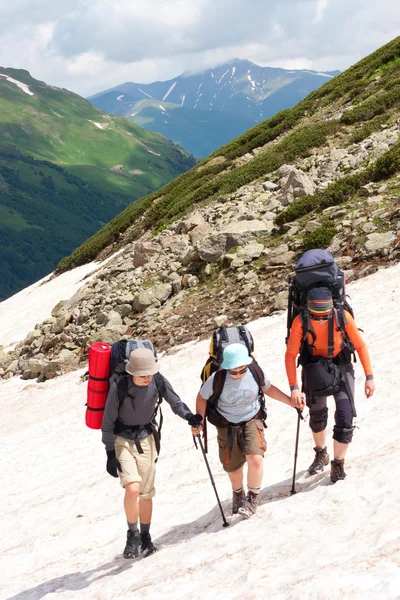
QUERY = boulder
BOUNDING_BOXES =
[190,223,213,246]
[184,212,206,232]
[364,231,396,255]
[160,235,190,256]
[213,315,228,327]
[133,290,161,312]
[263,181,278,191]
[236,240,264,261]
[280,166,315,199]
[196,234,228,262]
[152,283,173,304]
[133,242,161,267]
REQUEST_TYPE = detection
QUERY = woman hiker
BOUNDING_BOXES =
[285,286,375,483]
[191,343,303,518]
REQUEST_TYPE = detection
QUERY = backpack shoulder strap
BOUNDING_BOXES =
[208,370,227,409]
[115,374,130,411]
[237,326,253,354]
[248,362,267,424]
[153,372,166,405]
[248,361,265,389]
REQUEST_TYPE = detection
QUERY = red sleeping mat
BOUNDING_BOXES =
[86,342,111,429]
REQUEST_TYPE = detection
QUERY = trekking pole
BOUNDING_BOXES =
[290,408,304,495]
[196,435,229,528]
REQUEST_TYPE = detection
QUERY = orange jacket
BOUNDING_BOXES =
[285,310,373,387]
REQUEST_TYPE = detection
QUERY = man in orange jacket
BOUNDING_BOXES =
[285,286,375,483]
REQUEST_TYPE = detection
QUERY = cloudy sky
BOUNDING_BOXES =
[0,0,399,97]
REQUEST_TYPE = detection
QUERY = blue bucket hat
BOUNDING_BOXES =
[220,343,253,370]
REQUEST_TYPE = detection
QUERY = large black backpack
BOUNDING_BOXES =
[200,326,254,383]
[286,249,356,403]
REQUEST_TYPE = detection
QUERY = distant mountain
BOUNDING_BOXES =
[89,59,340,156]
[0,68,196,300]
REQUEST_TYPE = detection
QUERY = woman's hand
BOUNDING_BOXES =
[365,379,375,398]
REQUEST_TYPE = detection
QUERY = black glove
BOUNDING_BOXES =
[187,413,203,427]
[106,449,123,478]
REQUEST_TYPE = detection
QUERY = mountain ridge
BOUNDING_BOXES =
[89,59,340,156]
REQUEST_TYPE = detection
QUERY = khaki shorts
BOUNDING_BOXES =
[115,434,157,498]
[217,419,267,473]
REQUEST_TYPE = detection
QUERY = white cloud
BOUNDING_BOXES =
[0,0,399,96]
[315,0,329,23]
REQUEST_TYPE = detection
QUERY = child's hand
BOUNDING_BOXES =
[291,389,305,409]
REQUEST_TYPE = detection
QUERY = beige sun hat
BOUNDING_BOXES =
[125,348,159,376]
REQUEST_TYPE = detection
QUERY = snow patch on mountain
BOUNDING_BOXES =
[0,73,34,96]
[0,254,122,347]
[138,87,154,99]
[88,120,104,129]
[217,69,229,85]
[162,81,177,101]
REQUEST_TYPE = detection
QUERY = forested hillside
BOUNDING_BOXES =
[0,68,195,299]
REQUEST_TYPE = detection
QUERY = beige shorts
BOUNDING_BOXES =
[115,434,157,498]
[217,419,267,473]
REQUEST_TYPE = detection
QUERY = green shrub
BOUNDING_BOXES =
[303,223,337,251]
[340,84,400,125]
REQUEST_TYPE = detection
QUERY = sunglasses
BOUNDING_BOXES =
[229,366,248,376]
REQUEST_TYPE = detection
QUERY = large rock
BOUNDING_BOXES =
[220,220,274,236]
[196,234,228,262]
[133,242,161,267]
[89,326,126,346]
[160,235,190,256]
[105,311,123,327]
[152,283,173,304]
[133,290,161,312]
[267,244,296,266]
[236,240,264,261]
[280,166,316,200]
[184,212,206,232]
[364,231,396,255]
[190,223,213,246]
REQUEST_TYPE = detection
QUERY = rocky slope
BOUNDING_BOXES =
[1,39,400,380]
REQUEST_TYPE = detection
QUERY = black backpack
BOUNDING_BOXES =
[286,249,356,402]
[200,326,254,383]
[111,338,165,455]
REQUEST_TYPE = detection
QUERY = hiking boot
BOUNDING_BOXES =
[140,532,158,557]
[330,458,347,484]
[238,491,259,519]
[123,529,141,559]
[232,489,246,515]
[308,446,329,475]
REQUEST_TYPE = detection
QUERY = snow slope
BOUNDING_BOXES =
[1,263,400,600]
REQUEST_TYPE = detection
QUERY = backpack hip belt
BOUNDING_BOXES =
[115,419,161,455]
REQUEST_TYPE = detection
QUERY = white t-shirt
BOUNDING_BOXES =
[200,366,271,424]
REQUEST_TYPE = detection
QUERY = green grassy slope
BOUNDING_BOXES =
[58,36,400,272]
[0,68,196,299]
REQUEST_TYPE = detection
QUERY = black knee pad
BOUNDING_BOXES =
[333,425,354,444]
[309,407,328,433]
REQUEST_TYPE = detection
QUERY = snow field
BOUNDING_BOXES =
[0,263,399,599]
